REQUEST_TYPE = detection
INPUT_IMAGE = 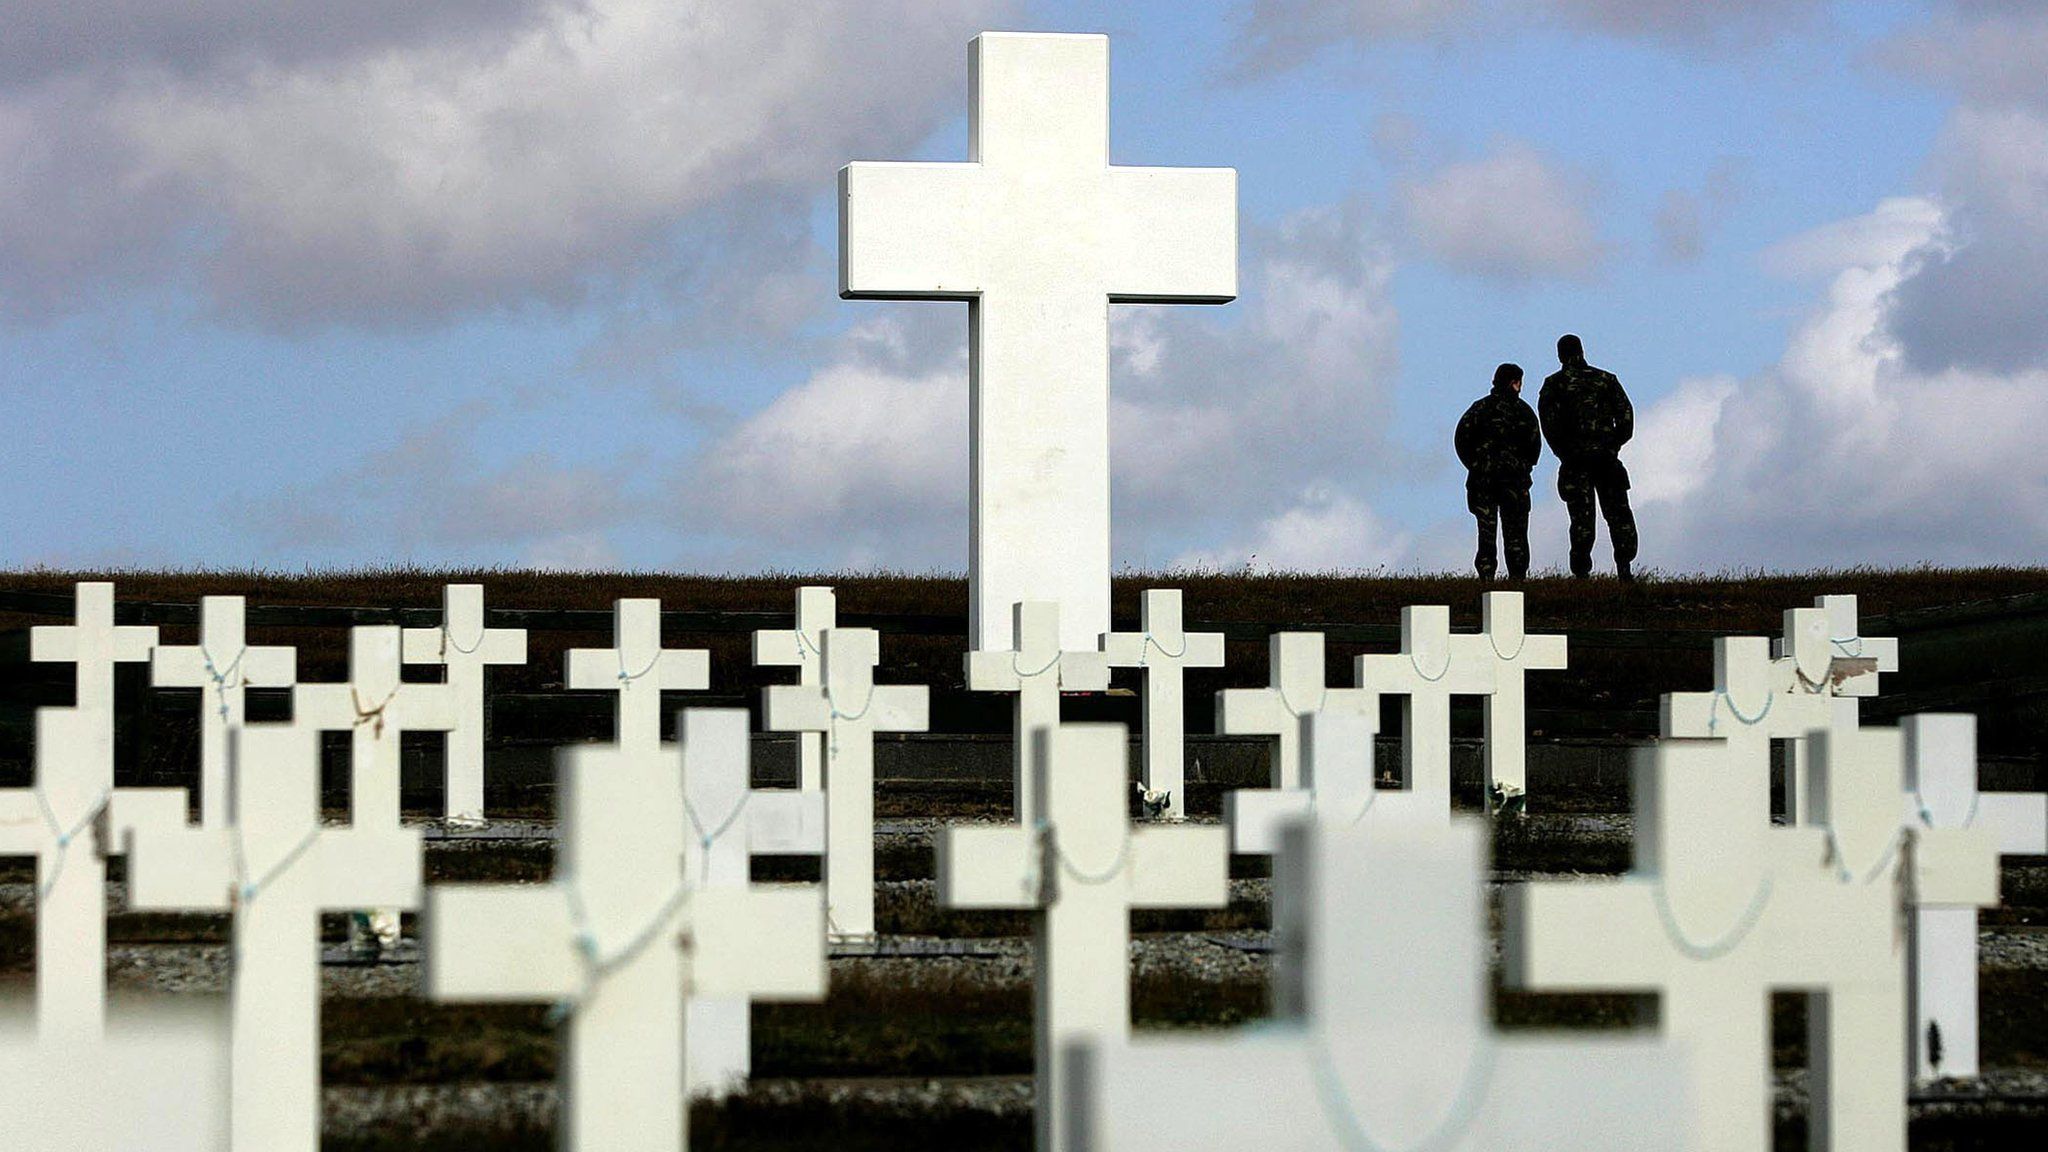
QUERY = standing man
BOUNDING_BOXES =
[1455,363,1542,582]
[1538,334,1638,580]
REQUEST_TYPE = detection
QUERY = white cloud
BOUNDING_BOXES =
[1626,196,2048,570]
[1173,487,1413,573]
[1399,144,1608,282]
[0,0,1014,330]
[1224,0,1827,77]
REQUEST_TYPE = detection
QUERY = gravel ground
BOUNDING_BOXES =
[319,1069,2048,1139]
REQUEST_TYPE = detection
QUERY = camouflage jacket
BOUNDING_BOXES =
[1538,361,1634,465]
[1455,384,1542,488]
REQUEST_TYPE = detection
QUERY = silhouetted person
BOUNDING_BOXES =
[1455,362,1541,581]
[1538,334,1637,579]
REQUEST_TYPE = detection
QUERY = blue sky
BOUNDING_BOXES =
[3,1,2043,575]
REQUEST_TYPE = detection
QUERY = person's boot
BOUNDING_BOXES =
[1617,561,1635,583]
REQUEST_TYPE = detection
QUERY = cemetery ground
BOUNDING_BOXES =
[2,567,2045,1149]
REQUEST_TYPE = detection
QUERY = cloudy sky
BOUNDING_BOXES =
[3,0,2042,575]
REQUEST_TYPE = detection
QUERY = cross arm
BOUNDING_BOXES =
[0,792,42,853]
[106,789,190,849]
[1184,632,1227,669]
[1502,881,1668,990]
[318,828,424,911]
[762,685,831,733]
[1214,688,1285,736]
[745,791,826,856]
[425,885,580,1001]
[243,646,297,685]
[1523,633,1569,670]
[871,685,930,732]
[1058,652,1110,691]
[148,647,208,688]
[936,824,1040,910]
[126,826,235,911]
[838,162,985,299]
[656,651,710,692]
[1911,827,2002,908]
[399,627,443,665]
[1979,791,2048,855]
[1222,788,1311,855]
[751,630,806,669]
[1104,166,1237,302]
[1128,825,1228,908]
[1100,633,1146,667]
[687,886,825,1000]
[965,650,1021,692]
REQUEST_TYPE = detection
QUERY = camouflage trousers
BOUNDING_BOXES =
[1558,456,1637,576]
[1467,479,1531,581]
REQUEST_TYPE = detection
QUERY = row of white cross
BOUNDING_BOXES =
[2,581,2042,1152]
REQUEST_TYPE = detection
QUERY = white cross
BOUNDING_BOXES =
[1101,589,1225,819]
[1072,818,1692,1151]
[763,627,927,939]
[1664,629,1848,827]
[841,31,1236,653]
[293,626,458,830]
[0,707,185,1035]
[1355,606,1496,809]
[151,595,296,829]
[30,581,156,778]
[1230,707,1452,855]
[1475,591,1566,804]
[1215,632,1374,794]
[1810,593,1899,698]
[565,598,709,757]
[674,708,825,1099]
[937,722,1227,1152]
[402,584,526,827]
[426,736,824,1151]
[1505,725,1906,1152]
[966,601,1108,826]
[1777,597,1900,823]
[751,585,837,792]
[123,723,422,1152]
[1899,713,2040,1082]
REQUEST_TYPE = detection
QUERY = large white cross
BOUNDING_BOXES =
[1101,589,1225,820]
[293,626,458,829]
[402,584,526,827]
[31,581,156,778]
[1899,713,2041,1082]
[937,722,1227,1152]
[752,585,837,792]
[764,627,928,939]
[1504,728,1906,1152]
[1071,818,1691,1151]
[565,598,709,757]
[840,31,1237,653]
[1475,591,1566,804]
[1355,606,1496,810]
[123,723,422,1152]
[675,709,826,1099]
[1217,631,1373,793]
[151,595,296,829]
[966,601,1108,826]
[426,738,824,1152]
